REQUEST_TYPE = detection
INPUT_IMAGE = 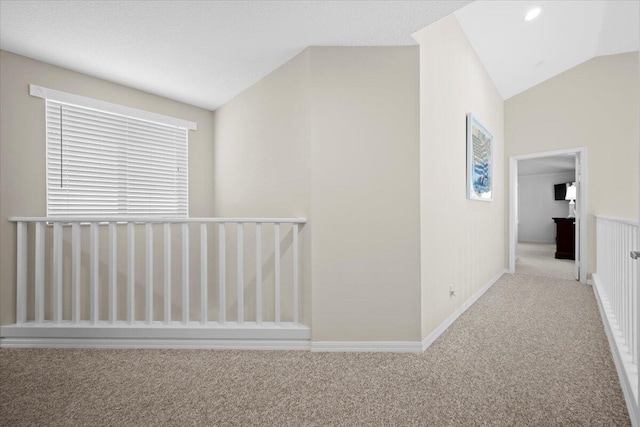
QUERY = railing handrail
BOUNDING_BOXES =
[594,214,638,411]
[595,215,639,226]
[9,214,305,331]
[8,217,307,224]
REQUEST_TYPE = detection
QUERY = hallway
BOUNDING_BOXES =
[0,273,629,426]
[516,242,576,281]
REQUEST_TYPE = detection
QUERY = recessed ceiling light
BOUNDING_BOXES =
[524,7,542,22]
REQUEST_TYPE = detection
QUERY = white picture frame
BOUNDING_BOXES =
[466,113,493,201]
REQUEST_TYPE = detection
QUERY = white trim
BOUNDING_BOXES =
[0,338,310,350]
[594,215,639,227]
[0,321,310,342]
[1,271,508,353]
[421,269,507,351]
[30,84,197,130]
[309,269,507,353]
[311,341,423,353]
[509,148,588,283]
[510,147,587,158]
[9,217,307,224]
[592,273,639,426]
[518,170,576,178]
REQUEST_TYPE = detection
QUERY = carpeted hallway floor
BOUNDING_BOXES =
[516,242,576,281]
[0,274,630,426]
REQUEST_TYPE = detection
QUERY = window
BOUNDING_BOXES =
[33,85,196,218]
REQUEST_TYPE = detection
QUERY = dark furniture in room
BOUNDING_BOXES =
[552,217,575,260]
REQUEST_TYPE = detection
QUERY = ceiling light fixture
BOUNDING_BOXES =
[524,7,541,22]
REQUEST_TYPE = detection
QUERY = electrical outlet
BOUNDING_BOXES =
[449,285,457,297]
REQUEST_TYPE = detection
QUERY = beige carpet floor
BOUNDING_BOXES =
[0,274,629,426]
[516,242,576,281]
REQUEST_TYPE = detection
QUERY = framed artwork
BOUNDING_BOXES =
[466,113,493,201]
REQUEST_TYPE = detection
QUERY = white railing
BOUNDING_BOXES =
[4,217,307,345]
[594,215,639,415]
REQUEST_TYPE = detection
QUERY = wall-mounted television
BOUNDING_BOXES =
[554,182,573,201]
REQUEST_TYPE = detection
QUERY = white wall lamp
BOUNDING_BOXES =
[565,183,577,218]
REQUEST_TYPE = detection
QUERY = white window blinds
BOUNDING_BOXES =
[46,100,189,218]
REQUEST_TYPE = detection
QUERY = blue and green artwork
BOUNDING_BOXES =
[467,114,493,201]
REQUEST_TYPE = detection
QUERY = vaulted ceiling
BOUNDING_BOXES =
[2,1,637,109]
[455,0,640,99]
[0,0,469,110]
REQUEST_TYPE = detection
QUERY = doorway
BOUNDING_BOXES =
[509,148,587,283]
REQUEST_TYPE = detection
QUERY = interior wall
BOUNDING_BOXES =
[212,46,422,342]
[505,52,640,275]
[518,171,575,244]
[414,15,506,340]
[308,47,421,342]
[0,50,216,325]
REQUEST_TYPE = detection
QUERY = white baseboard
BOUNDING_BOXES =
[311,341,422,353]
[0,321,311,350]
[310,269,508,353]
[0,321,309,341]
[592,273,639,427]
[0,271,508,354]
[421,269,507,351]
[0,337,311,350]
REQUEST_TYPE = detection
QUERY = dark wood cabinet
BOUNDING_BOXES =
[553,217,575,260]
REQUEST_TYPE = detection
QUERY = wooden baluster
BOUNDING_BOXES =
[127,222,135,324]
[200,223,208,324]
[219,223,226,324]
[182,223,189,325]
[108,222,117,323]
[237,223,244,324]
[90,222,99,325]
[52,222,63,323]
[72,223,81,324]
[16,222,27,323]
[256,223,262,325]
[164,223,171,324]
[146,223,153,324]
[274,223,281,325]
[16,222,27,324]
[293,223,299,325]
[35,222,45,324]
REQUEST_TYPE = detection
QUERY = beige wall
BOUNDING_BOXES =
[212,47,422,342]
[505,52,640,275]
[0,50,216,325]
[308,47,421,342]
[414,15,506,339]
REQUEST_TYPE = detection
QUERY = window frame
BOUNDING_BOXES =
[32,85,196,219]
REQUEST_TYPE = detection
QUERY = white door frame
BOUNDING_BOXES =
[509,147,588,283]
